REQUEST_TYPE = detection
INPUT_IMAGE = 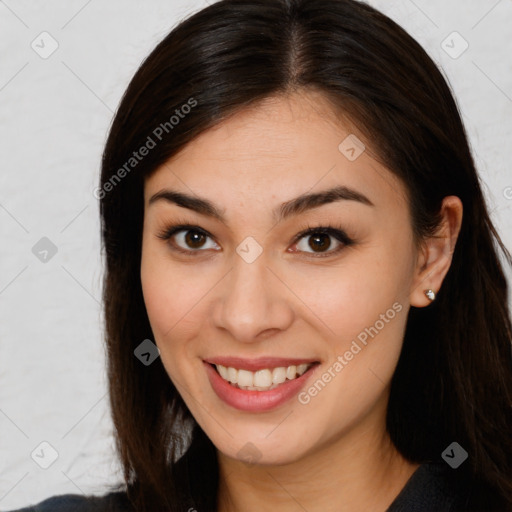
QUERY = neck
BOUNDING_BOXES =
[216,402,420,512]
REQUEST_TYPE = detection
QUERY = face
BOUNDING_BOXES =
[140,90,420,466]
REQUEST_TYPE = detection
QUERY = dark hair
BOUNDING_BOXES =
[99,0,512,510]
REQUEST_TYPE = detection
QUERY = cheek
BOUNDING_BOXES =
[140,244,215,359]
[140,241,185,352]
[290,251,410,339]
[140,260,195,386]
[141,237,184,329]
[287,238,414,394]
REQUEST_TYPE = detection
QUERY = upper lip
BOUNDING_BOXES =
[204,356,320,371]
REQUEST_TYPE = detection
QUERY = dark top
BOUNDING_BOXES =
[5,462,507,511]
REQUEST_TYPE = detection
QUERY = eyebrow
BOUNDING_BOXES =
[148,185,374,224]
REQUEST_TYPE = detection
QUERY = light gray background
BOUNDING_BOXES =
[1,0,511,509]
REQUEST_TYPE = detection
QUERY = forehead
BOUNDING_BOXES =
[143,91,407,213]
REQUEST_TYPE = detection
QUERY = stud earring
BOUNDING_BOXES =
[424,289,436,301]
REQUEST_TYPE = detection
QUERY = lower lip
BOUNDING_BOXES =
[204,362,318,412]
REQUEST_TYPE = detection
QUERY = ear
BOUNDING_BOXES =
[410,196,463,308]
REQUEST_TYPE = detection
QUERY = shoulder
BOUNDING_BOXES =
[387,462,510,512]
[5,490,133,512]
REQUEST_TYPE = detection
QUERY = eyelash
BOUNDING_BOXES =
[155,221,354,258]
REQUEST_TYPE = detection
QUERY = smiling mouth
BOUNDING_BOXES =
[210,362,317,391]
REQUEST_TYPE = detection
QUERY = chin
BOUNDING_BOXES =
[207,424,316,467]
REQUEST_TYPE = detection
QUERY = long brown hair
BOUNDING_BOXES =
[98,0,512,510]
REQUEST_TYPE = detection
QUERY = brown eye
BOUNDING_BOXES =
[156,224,220,254]
[295,231,342,254]
[157,223,353,258]
[306,233,332,252]
[291,226,353,257]
[172,228,219,252]
[183,230,207,249]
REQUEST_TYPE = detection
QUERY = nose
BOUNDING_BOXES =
[212,255,294,343]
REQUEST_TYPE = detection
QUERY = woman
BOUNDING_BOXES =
[10,0,512,510]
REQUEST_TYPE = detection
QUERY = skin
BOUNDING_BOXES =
[140,90,463,512]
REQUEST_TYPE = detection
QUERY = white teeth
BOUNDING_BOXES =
[297,363,309,375]
[217,365,229,380]
[213,362,313,391]
[254,369,273,387]
[237,369,253,387]
[286,365,297,380]
[272,367,287,384]
[227,366,237,383]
